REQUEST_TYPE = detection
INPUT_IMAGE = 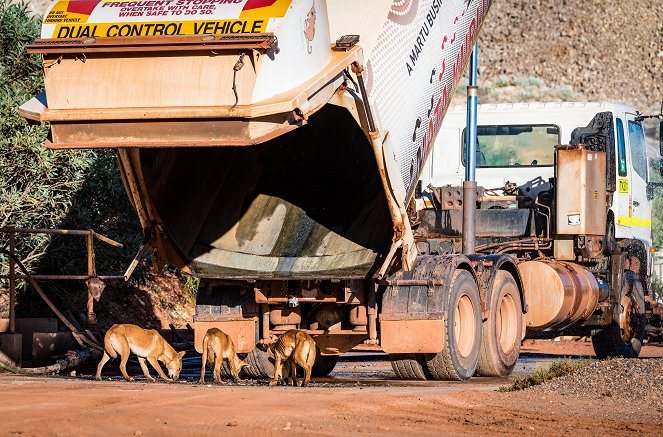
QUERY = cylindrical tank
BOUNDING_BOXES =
[519,260,599,332]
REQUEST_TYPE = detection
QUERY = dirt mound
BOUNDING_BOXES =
[532,358,663,402]
[97,270,195,330]
[479,0,663,110]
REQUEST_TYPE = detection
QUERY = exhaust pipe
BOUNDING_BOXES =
[462,42,479,256]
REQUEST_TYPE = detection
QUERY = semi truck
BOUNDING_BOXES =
[415,102,663,373]
[19,0,662,381]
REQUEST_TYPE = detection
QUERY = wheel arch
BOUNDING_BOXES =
[469,254,526,314]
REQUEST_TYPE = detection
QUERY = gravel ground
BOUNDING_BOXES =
[533,358,663,403]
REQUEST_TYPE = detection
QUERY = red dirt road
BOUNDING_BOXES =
[2,342,662,436]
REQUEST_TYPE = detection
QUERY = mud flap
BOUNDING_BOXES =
[194,283,258,353]
[380,255,473,353]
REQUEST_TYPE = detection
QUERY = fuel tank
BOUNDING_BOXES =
[519,260,600,333]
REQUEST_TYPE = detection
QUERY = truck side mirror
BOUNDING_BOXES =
[660,159,663,179]
[660,120,663,157]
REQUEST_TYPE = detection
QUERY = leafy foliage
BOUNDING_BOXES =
[0,1,96,274]
[0,1,143,317]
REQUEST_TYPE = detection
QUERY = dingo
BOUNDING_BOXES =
[95,324,185,383]
[199,328,248,384]
[269,330,316,387]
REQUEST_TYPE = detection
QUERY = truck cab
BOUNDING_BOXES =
[418,102,654,251]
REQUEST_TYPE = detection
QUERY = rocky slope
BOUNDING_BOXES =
[479,0,663,110]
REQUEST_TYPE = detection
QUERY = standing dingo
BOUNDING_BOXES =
[269,330,316,387]
[95,324,185,383]
[199,328,248,384]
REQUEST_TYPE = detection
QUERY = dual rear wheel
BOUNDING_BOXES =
[390,269,522,380]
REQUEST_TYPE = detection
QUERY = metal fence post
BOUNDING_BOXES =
[86,231,97,328]
[8,228,16,333]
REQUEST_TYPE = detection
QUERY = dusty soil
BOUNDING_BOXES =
[2,376,661,437]
[2,342,662,436]
[96,271,195,331]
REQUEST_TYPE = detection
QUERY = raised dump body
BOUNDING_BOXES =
[22,0,492,280]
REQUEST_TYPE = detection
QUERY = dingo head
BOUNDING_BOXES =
[235,355,250,370]
[167,351,186,380]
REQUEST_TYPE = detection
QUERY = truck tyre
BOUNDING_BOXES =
[591,278,645,359]
[423,269,482,381]
[312,350,339,377]
[389,354,429,380]
[476,270,522,377]
[243,347,275,379]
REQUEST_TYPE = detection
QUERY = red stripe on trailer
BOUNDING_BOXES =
[243,0,277,11]
[66,0,100,16]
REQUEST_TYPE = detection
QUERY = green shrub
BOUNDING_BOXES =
[0,1,142,316]
[0,1,95,275]
[498,360,590,392]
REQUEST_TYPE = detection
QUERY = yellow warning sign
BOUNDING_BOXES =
[53,19,267,38]
[618,178,629,193]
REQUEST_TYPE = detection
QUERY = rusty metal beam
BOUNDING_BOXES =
[117,149,151,230]
[8,230,15,333]
[86,232,96,328]
[26,34,277,54]
[0,274,124,281]
[261,304,270,342]
[0,249,102,351]
[0,227,122,248]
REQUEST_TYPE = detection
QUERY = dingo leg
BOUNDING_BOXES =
[199,339,208,384]
[147,355,173,382]
[212,356,224,384]
[269,355,283,386]
[138,357,156,383]
[95,351,111,381]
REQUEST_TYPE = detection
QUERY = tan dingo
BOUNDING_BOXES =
[95,324,185,383]
[199,328,248,384]
[269,330,316,387]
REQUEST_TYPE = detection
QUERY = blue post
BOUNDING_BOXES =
[465,41,479,182]
[462,41,478,255]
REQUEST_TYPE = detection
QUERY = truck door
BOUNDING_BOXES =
[615,117,632,234]
[624,114,652,245]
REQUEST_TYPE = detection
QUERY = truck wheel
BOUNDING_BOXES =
[389,354,429,380]
[591,279,645,358]
[312,351,339,377]
[476,270,522,377]
[243,347,275,379]
[423,269,482,381]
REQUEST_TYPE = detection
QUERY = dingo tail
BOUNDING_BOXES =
[104,332,118,359]
[305,341,316,369]
[203,335,215,365]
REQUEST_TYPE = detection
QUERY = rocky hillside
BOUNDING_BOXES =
[479,0,663,111]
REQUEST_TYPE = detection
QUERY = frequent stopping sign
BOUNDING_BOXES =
[40,0,293,38]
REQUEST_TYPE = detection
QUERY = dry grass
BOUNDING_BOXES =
[498,360,591,392]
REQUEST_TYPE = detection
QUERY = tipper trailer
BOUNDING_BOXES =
[20,0,661,381]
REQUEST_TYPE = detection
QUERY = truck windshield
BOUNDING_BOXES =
[462,125,559,167]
